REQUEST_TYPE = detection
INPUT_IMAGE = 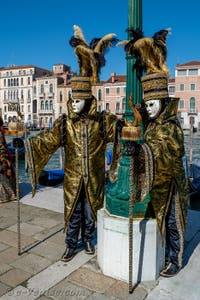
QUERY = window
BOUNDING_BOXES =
[98,89,102,101]
[33,86,36,94]
[28,89,31,99]
[98,105,101,112]
[124,87,126,94]
[177,70,186,76]
[28,77,31,85]
[21,90,24,99]
[168,86,175,94]
[59,107,62,114]
[60,92,63,102]
[28,105,30,112]
[122,97,126,112]
[106,103,110,111]
[45,100,48,110]
[49,84,53,93]
[21,78,23,85]
[4,106,6,112]
[189,69,198,75]
[41,100,44,110]
[116,102,120,113]
[190,97,196,113]
[190,84,196,90]
[4,79,6,86]
[179,99,184,109]
[33,100,37,113]
[116,87,120,94]
[50,100,53,110]
[179,84,184,91]
[41,84,44,93]
[68,91,71,100]
[106,88,110,94]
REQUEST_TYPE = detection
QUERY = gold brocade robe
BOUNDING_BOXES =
[24,98,118,229]
[144,98,188,236]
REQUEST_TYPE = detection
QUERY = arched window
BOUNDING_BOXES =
[45,101,48,110]
[122,97,126,113]
[98,89,102,101]
[33,100,37,113]
[28,89,31,99]
[50,100,53,110]
[41,100,44,110]
[49,84,53,93]
[41,84,44,93]
[60,91,63,102]
[190,97,196,113]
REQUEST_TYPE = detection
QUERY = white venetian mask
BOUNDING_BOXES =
[72,99,86,114]
[145,99,161,119]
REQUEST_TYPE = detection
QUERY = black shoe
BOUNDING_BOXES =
[160,262,181,277]
[61,247,76,262]
[84,241,95,255]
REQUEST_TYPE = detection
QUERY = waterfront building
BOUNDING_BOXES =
[103,72,126,116]
[0,65,51,126]
[1,61,200,129]
[0,64,74,128]
[175,61,200,131]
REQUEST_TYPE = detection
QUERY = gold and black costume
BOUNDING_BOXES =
[24,97,118,230]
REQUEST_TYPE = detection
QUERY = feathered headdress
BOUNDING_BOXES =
[69,25,118,84]
[117,27,171,78]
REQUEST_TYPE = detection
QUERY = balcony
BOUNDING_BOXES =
[38,109,54,115]
[48,92,54,98]
[188,109,198,115]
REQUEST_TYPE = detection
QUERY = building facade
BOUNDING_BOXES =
[1,61,200,130]
[175,61,200,130]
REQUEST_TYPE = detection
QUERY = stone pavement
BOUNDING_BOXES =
[0,183,199,300]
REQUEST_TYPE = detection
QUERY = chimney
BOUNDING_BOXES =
[111,72,116,83]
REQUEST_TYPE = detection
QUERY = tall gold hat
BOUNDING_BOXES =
[141,72,169,102]
[70,76,92,100]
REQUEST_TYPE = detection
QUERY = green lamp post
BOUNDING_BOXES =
[106,0,152,218]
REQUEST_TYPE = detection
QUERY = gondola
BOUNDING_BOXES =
[188,159,200,210]
[38,169,64,186]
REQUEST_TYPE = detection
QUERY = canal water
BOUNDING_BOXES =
[6,130,200,183]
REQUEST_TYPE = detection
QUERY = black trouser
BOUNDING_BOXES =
[65,186,95,249]
[165,195,184,268]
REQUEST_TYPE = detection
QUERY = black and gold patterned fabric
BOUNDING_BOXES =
[24,97,118,230]
[144,97,188,237]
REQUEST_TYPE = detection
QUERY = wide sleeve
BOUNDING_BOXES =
[24,117,62,196]
[105,113,118,143]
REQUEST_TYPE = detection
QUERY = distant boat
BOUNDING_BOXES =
[39,169,64,186]
[188,159,200,211]
[4,129,25,136]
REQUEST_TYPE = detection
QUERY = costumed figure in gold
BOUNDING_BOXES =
[0,116,16,203]
[24,25,123,262]
[121,28,188,277]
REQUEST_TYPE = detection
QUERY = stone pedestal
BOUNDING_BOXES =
[97,208,165,283]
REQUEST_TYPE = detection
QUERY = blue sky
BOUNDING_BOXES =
[0,0,200,80]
